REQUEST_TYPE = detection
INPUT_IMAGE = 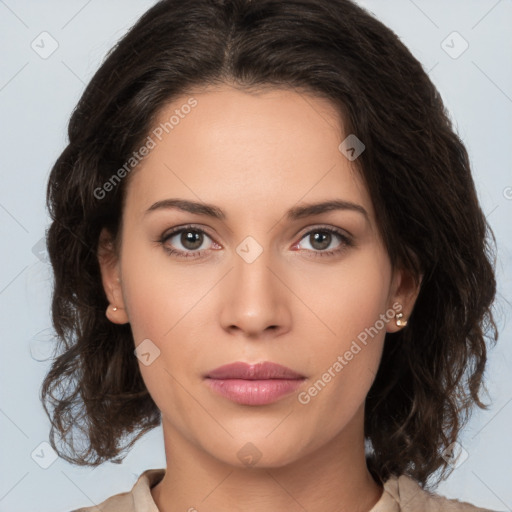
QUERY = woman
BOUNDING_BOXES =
[41,0,499,510]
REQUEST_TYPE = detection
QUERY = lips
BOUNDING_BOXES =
[205,361,306,406]
[206,361,305,380]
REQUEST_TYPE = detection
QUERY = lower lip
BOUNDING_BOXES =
[206,378,305,405]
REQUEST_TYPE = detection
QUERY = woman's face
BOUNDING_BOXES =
[99,85,416,468]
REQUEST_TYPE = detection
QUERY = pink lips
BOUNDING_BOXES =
[205,361,306,406]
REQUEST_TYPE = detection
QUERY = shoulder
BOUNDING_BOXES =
[381,474,500,512]
[69,468,165,512]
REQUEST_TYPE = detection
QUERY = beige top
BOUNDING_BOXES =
[71,468,498,512]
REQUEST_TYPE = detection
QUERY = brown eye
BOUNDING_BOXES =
[308,231,333,251]
[160,225,217,259]
[178,230,204,251]
[296,227,353,258]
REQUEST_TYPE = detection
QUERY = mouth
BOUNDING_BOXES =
[204,361,306,406]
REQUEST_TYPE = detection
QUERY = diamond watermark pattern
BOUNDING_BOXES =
[32,237,49,263]
[441,441,469,469]
[31,441,58,469]
[236,236,263,264]
[134,338,161,366]
[30,31,59,59]
[441,31,469,59]
[237,442,262,467]
[338,134,365,161]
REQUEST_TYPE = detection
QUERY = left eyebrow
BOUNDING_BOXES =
[285,200,369,222]
[144,198,369,221]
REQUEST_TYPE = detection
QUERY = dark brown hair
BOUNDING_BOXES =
[42,0,497,487]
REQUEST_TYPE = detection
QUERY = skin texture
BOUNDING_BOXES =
[98,85,420,512]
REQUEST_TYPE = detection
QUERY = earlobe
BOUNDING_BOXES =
[386,267,422,333]
[105,302,129,325]
[97,228,129,324]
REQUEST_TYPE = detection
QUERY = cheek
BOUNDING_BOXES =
[293,247,392,419]
[297,245,393,350]
[118,239,211,404]
[119,235,204,342]
[121,267,200,425]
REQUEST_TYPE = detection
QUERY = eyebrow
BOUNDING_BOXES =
[144,198,369,221]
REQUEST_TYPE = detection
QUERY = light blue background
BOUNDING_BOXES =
[0,1,511,511]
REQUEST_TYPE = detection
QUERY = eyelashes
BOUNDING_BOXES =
[158,224,354,260]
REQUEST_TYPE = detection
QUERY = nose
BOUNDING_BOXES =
[219,246,292,340]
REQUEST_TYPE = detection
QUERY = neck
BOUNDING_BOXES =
[152,408,383,512]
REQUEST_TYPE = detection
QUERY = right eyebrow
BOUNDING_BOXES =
[144,198,226,219]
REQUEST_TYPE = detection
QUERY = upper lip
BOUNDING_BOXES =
[206,361,305,380]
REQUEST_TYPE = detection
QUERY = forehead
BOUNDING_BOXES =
[124,85,374,224]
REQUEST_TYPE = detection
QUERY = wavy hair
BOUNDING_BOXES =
[41,0,497,486]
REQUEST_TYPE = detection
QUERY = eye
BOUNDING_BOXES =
[294,227,353,257]
[159,225,219,259]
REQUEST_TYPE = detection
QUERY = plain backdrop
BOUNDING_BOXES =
[0,1,511,511]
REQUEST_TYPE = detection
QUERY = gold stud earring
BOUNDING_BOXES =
[395,312,408,327]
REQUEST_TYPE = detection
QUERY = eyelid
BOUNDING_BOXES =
[161,223,216,241]
[295,223,353,240]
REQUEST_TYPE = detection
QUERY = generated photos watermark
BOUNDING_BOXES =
[297,302,402,405]
[94,97,198,200]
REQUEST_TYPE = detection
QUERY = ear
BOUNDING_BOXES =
[97,227,129,324]
[386,265,422,333]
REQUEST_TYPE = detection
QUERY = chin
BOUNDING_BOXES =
[205,435,308,470]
